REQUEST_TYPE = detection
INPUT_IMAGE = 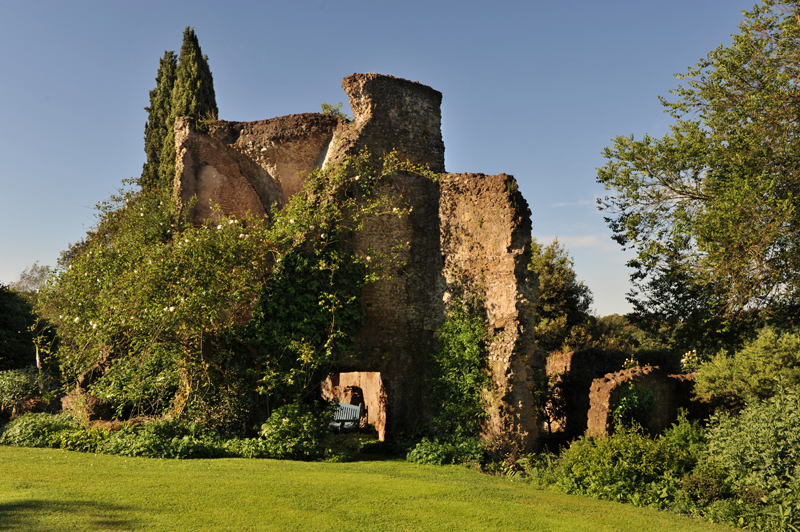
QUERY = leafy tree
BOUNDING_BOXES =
[694,327,800,407]
[158,27,218,196]
[529,238,594,352]
[597,1,800,348]
[321,102,350,119]
[0,283,37,371]
[9,262,51,306]
[140,51,177,194]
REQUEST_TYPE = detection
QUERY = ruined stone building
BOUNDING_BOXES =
[172,73,539,449]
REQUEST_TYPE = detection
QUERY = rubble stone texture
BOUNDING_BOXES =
[545,348,627,438]
[586,365,697,437]
[173,73,539,449]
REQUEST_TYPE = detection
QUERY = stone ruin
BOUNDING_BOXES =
[172,73,540,449]
[544,349,699,440]
[587,366,696,436]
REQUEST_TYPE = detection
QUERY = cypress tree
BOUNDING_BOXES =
[141,51,177,193]
[159,27,218,192]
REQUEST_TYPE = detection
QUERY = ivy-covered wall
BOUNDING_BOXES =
[173,73,540,449]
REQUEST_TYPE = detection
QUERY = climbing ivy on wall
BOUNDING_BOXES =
[428,288,490,439]
[38,151,434,433]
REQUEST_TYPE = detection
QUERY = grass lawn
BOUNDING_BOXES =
[0,446,733,531]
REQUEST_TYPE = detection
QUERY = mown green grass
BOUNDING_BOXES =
[0,446,733,531]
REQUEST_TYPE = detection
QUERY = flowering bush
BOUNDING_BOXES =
[38,151,436,433]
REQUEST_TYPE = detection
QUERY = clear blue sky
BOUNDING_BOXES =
[0,0,756,316]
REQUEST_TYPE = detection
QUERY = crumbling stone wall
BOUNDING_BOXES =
[174,117,274,224]
[343,173,446,439]
[545,349,627,439]
[587,366,697,437]
[439,173,539,450]
[325,73,445,173]
[172,73,538,449]
[174,113,343,223]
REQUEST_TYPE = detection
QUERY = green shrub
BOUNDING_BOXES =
[406,437,486,466]
[554,421,701,508]
[0,413,80,447]
[50,427,110,453]
[695,327,800,407]
[222,437,269,459]
[0,367,40,411]
[427,289,490,440]
[100,419,226,459]
[678,462,733,508]
[705,386,800,498]
[610,382,655,431]
[259,403,331,461]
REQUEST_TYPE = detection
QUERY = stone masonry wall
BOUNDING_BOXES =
[172,73,539,448]
[545,348,627,439]
[325,73,445,173]
[174,113,343,224]
[207,113,343,203]
[439,173,539,451]
[174,117,274,224]
[343,173,446,439]
[587,366,697,437]
[321,372,388,441]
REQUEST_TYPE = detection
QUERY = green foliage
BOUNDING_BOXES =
[247,247,367,409]
[406,437,486,466]
[0,413,80,447]
[610,382,655,431]
[554,420,702,508]
[0,413,232,458]
[597,2,800,350]
[40,150,425,433]
[705,386,800,499]
[158,27,218,195]
[694,327,800,406]
[101,419,226,459]
[320,102,350,119]
[528,238,593,352]
[258,403,332,461]
[404,288,491,465]
[141,50,177,193]
[9,262,51,305]
[0,367,40,411]
[0,284,38,371]
[427,288,490,439]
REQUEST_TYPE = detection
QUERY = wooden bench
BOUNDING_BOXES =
[329,402,362,433]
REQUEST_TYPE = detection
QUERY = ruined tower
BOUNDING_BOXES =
[172,73,540,450]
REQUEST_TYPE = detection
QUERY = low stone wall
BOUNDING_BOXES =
[544,349,627,438]
[587,366,697,437]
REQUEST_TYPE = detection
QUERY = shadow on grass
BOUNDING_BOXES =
[0,499,139,531]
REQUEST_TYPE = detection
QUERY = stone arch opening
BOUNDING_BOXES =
[322,372,387,441]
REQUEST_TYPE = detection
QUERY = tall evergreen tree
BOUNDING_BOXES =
[158,27,218,192]
[140,51,177,193]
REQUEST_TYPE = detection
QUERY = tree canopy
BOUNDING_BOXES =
[528,238,594,352]
[158,27,217,196]
[597,1,800,349]
[141,51,177,194]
